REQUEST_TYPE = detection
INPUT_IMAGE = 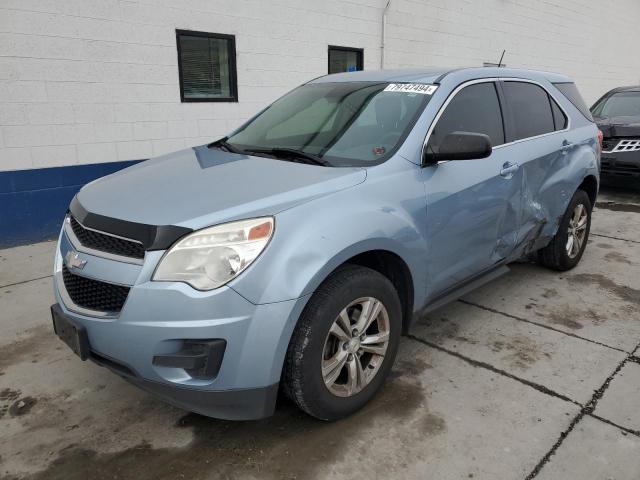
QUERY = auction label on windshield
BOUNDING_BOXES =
[384,83,438,95]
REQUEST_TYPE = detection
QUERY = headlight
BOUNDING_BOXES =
[152,217,274,290]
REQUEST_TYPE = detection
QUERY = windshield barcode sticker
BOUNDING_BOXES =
[384,83,438,95]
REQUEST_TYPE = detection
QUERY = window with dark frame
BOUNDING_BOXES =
[549,95,568,131]
[428,82,506,153]
[328,46,363,74]
[176,30,238,102]
[502,82,556,140]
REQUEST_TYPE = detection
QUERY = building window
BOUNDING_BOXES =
[328,46,363,74]
[176,30,238,102]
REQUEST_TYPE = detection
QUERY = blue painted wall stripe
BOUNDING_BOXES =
[0,160,142,248]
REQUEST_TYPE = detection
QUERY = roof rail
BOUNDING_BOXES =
[433,67,467,84]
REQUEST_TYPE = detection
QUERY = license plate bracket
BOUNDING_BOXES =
[51,305,90,360]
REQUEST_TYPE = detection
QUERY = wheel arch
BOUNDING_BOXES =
[342,250,415,334]
[295,238,420,322]
[578,174,598,208]
[274,243,419,387]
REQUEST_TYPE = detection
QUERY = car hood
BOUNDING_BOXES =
[595,115,640,137]
[76,145,366,229]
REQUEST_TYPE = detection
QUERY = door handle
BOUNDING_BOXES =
[560,140,574,154]
[500,162,519,177]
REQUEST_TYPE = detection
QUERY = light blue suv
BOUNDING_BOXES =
[51,67,600,421]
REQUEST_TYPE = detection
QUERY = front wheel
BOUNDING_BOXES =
[538,189,592,271]
[283,265,402,421]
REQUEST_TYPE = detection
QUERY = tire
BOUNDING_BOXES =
[283,264,402,421]
[538,189,592,271]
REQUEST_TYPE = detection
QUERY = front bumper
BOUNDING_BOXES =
[600,149,640,180]
[124,376,279,420]
[53,227,309,420]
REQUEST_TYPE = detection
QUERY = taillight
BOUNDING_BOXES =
[597,130,603,151]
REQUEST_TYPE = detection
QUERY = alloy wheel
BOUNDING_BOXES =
[321,297,390,397]
[566,203,588,258]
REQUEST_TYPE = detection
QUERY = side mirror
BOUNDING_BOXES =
[424,131,492,164]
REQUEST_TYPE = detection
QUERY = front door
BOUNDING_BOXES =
[421,81,523,300]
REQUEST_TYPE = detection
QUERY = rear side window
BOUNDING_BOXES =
[502,82,555,140]
[428,82,505,153]
[553,82,594,121]
[550,96,568,130]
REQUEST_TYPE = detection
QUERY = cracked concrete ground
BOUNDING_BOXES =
[1,186,639,480]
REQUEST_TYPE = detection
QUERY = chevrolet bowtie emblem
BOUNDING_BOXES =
[65,251,87,270]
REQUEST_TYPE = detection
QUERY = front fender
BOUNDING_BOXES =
[229,162,428,308]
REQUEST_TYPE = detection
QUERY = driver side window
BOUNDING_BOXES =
[427,82,505,154]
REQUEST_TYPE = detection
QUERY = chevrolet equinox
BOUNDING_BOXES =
[51,67,600,421]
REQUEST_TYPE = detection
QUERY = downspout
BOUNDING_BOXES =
[381,0,391,69]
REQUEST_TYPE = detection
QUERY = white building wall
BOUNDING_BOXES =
[383,0,640,103]
[1,0,639,172]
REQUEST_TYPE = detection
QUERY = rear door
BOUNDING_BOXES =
[422,80,523,299]
[499,80,570,253]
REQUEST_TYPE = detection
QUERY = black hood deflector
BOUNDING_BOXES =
[69,196,192,251]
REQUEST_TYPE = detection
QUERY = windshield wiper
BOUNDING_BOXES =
[243,147,330,166]
[207,137,243,154]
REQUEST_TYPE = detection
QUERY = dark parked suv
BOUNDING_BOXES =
[591,86,640,181]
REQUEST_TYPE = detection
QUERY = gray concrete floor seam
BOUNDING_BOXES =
[588,413,640,438]
[458,299,628,353]
[591,232,640,244]
[0,274,53,289]
[406,333,580,406]
[525,340,640,479]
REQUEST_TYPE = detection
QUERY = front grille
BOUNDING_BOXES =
[602,138,640,153]
[602,138,618,152]
[62,265,130,312]
[70,216,145,260]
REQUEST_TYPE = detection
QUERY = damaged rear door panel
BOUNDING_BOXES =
[498,80,596,258]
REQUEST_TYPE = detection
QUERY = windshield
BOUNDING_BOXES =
[225,82,433,166]
[592,91,640,118]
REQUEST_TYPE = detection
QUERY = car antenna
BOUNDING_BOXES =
[497,49,506,68]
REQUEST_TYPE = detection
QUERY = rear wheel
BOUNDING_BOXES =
[538,189,592,271]
[283,265,401,421]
